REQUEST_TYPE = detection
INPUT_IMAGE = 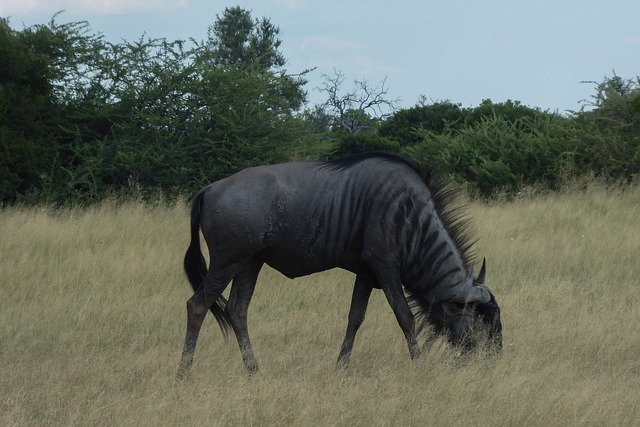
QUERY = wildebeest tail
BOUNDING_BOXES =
[183,189,231,337]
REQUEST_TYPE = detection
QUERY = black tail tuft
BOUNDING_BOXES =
[183,190,232,338]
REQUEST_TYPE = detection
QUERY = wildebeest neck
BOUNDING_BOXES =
[395,192,468,301]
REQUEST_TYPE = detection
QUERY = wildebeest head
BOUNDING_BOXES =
[427,258,502,350]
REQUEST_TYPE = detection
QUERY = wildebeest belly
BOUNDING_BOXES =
[258,246,364,279]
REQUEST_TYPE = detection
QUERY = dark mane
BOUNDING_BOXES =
[322,152,477,266]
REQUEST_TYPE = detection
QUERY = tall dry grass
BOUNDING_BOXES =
[1,185,639,425]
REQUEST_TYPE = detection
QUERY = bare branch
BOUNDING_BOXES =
[316,69,399,133]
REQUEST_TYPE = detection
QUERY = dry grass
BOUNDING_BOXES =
[1,185,639,425]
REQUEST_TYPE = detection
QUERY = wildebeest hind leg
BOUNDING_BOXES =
[337,274,373,368]
[178,263,240,378]
[228,259,263,373]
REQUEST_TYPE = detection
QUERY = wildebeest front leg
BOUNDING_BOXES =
[177,264,238,379]
[337,274,373,368]
[375,267,420,359]
[228,259,263,373]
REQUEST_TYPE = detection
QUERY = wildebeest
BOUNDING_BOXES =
[178,153,502,375]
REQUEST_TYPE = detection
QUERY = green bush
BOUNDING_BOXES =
[404,115,578,194]
[464,99,552,127]
[379,101,466,146]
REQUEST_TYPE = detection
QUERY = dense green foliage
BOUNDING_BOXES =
[397,92,639,194]
[404,115,574,194]
[1,11,639,203]
[0,12,307,203]
[0,18,60,201]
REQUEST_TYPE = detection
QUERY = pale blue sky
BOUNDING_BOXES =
[3,0,640,112]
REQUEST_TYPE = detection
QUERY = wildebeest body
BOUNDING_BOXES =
[178,154,502,375]
[201,159,463,289]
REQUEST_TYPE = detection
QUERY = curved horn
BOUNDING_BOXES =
[476,257,486,284]
[451,284,491,304]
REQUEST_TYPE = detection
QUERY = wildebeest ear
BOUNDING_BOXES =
[476,257,486,284]
[451,285,491,304]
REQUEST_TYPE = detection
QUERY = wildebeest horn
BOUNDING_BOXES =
[451,284,491,304]
[476,257,486,284]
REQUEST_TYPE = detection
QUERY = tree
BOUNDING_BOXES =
[206,6,286,70]
[316,69,398,134]
[0,17,62,202]
[573,74,640,178]
[201,7,307,112]
[580,74,640,133]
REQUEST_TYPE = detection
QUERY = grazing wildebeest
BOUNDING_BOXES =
[178,153,502,376]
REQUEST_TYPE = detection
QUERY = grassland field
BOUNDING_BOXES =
[1,183,639,425]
